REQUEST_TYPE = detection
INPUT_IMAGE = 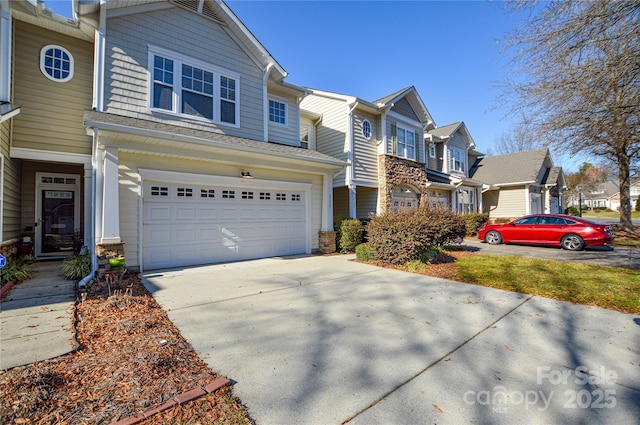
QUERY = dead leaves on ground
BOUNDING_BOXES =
[0,275,252,425]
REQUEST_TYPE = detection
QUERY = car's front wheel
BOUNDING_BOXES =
[561,234,584,251]
[485,230,503,245]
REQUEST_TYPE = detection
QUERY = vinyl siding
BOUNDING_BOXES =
[447,133,468,176]
[11,21,93,155]
[352,112,379,184]
[390,98,419,122]
[104,6,264,141]
[332,186,350,220]
[267,91,300,146]
[427,142,438,170]
[300,94,348,185]
[356,186,377,219]
[386,119,423,163]
[483,186,526,218]
[1,121,22,240]
[118,152,324,267]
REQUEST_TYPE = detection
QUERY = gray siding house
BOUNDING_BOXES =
[1,0,344,273]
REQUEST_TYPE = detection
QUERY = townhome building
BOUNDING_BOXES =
[1,0,344,273]
[469,148,566,218]
[300,86,484,220]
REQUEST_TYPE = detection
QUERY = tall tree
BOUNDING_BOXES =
[493,117,542,154]
[501,0,640,231]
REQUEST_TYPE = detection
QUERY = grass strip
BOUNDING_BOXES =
[451,254,640,314]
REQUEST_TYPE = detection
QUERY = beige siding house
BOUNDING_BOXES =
[1,2,94,258]
[301,86,439,220]
[2,0,344,275]
[470,148,566,219]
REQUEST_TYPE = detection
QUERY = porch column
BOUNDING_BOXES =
[100,147,121,243]
[83,162,93,251]
[321,172,333,231]
[525,185,531,215]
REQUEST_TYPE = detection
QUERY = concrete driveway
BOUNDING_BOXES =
[141,255,640,425]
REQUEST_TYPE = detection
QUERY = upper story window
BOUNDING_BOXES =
[429,143,436,158]
[300,124,311,149]
[362,119,372,140]
[40,45,74,82]
[269,98,287,126]
[149,46,239,126]
[449,147,467,174]
[397,126,416,160]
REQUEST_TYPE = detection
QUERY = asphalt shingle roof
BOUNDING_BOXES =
[470,148,549,185]
[428,122,462,139]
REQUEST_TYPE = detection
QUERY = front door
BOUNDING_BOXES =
[36,173,80,257]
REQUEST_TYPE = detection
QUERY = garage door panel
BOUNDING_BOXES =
[143,181,308,270]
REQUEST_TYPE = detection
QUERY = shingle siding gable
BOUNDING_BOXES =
[104,6,264,141]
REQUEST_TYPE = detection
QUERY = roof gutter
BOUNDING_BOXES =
[83,118,345,167]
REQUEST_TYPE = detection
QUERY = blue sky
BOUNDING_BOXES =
[43,0,564,166]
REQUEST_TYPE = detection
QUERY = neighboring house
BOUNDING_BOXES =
[582,182,619,210]
[607,180,640,211]
[470,148,566,218]
[426,122,484,214]
[1,0,344,272]
[300,86,483,219]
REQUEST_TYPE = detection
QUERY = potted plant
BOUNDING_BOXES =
[18,227,35,257]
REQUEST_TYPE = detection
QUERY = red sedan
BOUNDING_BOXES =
[477,214,614,251]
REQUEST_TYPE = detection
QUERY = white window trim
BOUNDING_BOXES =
[449,147,467,174]
[40,44,74,83]
[147,45,240,127]
[268,94,288,127]
[396,124,416,161]
[361,119,372,140]
[429,143,436,158]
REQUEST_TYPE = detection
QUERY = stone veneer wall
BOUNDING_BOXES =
[96,242,126,278]
[318,231,337,254]
[378,155,431,213]
[0,239,18,259]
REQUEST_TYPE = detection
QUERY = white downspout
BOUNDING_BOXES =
[92,0,107,112]
[78,128,99,288]
[262,63,273,142]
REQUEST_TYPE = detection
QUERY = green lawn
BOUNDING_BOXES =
[451,254,640,314]
[581,210,640,219]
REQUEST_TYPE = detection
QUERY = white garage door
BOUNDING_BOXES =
[142,181,307,270]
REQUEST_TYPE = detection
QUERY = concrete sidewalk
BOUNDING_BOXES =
[0,261,77,370]
[141,254,640,425]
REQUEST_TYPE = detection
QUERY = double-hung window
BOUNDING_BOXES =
[269,97,287,126]
[449,147,466,174]
[397,126,416,160]
[150,47,239,126]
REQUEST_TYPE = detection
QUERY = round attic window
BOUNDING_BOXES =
[40,45,74,82]
[362,119,372,140]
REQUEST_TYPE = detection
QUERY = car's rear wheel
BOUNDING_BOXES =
[561,234,584,251]
[485,230,503,245]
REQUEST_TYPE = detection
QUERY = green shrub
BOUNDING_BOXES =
[0,258,34,284]
[355,242,374,261]
[463,213,490,236]
[61,253,91,280]
[494,218,512,224]
[339,219,364,252]
[565,206,580,216]
[406,259,427,273]
[421,246,447,263]
[635,195,640,212]
[367,207,466,265]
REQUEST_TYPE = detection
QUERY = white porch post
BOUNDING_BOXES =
[100,147,121,243]
[321,172,334,231]
[83,162,93,249]
[525,185,531,215]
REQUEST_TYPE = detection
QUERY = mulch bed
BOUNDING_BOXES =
[364,249,472,280]
[0,274,253,425]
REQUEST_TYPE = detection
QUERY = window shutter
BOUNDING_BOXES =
[391,123,397,156]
